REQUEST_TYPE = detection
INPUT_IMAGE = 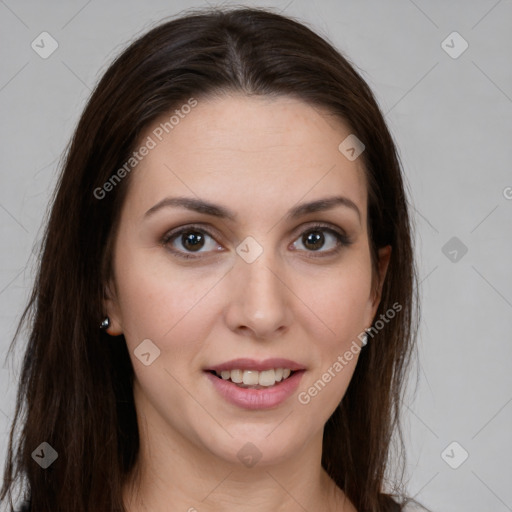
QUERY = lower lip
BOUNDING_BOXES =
[205,370,305,410]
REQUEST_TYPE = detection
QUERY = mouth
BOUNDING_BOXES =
[203,364,306,410]
[206,368,300,389]
[204,358,306,390]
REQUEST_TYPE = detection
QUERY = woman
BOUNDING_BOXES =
[1,7,427,512]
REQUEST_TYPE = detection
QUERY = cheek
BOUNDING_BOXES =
[114,242,221,350]
[294,264,371,415]
[294,254,373,345]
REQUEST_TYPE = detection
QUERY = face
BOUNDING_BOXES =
[104,93,391,468]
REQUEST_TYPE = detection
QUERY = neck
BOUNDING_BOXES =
[121,385,356,511]
[123,463,353,512]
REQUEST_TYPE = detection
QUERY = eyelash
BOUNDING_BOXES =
[161,223,352,260]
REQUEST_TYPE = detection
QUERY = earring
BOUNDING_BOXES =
[100,316,110,330]
[361,328,370,347]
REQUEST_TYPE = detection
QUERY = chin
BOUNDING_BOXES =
[197,425,307,469]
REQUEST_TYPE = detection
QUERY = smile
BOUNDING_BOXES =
[212,368,294,388]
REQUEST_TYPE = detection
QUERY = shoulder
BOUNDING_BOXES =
[12,499,31,512]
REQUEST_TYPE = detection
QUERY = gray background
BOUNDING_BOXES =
[1,1,511,511]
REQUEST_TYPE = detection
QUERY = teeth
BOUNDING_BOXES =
[242,370,259,385]
[214,368,295,387]
[258,369,275,387]
[231,369,243,383]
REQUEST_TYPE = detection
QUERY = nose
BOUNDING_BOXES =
[224,249,292,340]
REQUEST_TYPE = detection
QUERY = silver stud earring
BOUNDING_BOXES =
[100,316,110,330]
[361,328,370,347]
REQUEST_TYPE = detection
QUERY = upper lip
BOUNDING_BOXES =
[205,358,306,372]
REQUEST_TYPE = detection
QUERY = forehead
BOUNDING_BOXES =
[125,94,367,220]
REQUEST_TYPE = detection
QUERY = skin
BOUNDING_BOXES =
[104,93,391,512]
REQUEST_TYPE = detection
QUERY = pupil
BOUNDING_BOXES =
[183,231,204,251]
[304,231,324,251]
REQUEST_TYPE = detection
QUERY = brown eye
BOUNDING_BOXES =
[180,231,206,251]
[302,230,325,251]
[161,226,222,259]
[291,224,351,256]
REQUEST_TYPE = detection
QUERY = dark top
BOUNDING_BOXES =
[13,499,30,512]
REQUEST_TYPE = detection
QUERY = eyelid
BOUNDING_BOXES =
[291,221,348,238]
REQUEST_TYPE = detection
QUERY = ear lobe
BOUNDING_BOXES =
[102,279,123,336]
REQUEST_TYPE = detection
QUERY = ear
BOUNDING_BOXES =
[102,278,123,336]
[367,245,392,324]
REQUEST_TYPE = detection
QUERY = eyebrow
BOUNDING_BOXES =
[144,195,361,223]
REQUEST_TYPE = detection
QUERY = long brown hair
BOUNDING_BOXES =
[1,7,422,512]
